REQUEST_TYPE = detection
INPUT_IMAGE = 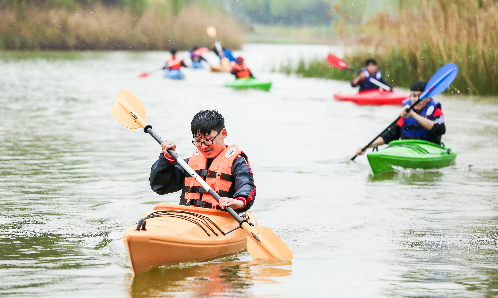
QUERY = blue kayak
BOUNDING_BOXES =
[191,61,204,69]
[164,70,185,80]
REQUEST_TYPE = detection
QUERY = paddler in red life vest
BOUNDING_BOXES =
[355,81,446,157]
[149,110,256,211]
[163,49,187,70]
[351,58,392,92]
[231,57,254,79]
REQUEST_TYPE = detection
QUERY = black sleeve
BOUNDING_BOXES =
[201,56,208,62]
[181,61,188,67]
[429,116,445,136]
[231,155,256,212]
[150,154,189,195]
[381,124,401,145]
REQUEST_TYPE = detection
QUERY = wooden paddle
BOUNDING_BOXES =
[351,62,459,161]
[111,89,293,261]
[327,54,392,91]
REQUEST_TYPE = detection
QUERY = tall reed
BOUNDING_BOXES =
[285,0,498,95]
[0,2,244,51]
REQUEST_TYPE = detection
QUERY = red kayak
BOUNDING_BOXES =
[334,89,408,105]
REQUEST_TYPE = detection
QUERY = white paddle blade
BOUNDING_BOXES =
[206,26,217,38]
[111,89,147,129]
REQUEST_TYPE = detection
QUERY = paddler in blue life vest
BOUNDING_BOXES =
[355,81,446,157]
[231,57,254,79]
[149,110,256,211]
[351,58,392,92]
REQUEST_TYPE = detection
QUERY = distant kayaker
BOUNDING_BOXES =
[190,46,208,68]
[351,58,392,91]
[163,49,187,70]
[231,57,254,79]
[355,81,446,156]
[150,110,256,212]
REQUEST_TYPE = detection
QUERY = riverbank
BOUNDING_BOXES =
[0,3,244,51]
[245,24,336,45]
[278,0,498,95]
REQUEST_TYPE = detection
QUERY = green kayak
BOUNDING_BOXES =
[366,139,457,174]
[225,78,272,91]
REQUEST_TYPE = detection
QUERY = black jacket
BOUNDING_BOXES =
[150,152,256,212]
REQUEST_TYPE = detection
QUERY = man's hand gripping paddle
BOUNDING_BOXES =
[111,89,293,261]
[327,54,392,91]
[351,62,458,161]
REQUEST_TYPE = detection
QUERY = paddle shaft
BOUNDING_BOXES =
[351,98,422,161]
[144,125,245,223]
[345,68,391,91]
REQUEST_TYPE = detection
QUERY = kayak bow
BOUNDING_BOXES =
[367,139,457,174]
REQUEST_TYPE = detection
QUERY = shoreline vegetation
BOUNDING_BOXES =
[278,0,498,96]
[0,1,244,51]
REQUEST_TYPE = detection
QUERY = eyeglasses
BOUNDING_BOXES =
[192,130,221,147]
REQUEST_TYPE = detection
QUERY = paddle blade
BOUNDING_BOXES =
[193,47,209,56]
[421,63,458,99]
[206,26,217,38]
[138,72,151,78]
[246,226,293,261]
[327,54,351,70]
[111,89,147,129]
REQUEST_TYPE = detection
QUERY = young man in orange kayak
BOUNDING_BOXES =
[150,110,256,212]
[355,81,446,156]
[231,57,254,79]
[351,58,392,91]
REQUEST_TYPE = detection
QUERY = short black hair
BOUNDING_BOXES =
[191,110,225,136]
[365,58,377,66]
[410,81,427,92]
[170,49,177,55]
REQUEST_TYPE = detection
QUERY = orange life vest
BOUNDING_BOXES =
[167,56,182,70]
[183,145,244,209]
[232,62,251,78]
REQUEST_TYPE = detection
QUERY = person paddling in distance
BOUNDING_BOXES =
[355,81,446,156]
[190,46,208,68]
[231,57,254,79]
[351,58,392,91]
[163,49,188,71]
[150,110,256,211]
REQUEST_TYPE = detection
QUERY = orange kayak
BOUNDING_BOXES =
[123,204,257,274]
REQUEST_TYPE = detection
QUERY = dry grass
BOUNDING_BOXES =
[0,2,245,50]
[344,0,498,95]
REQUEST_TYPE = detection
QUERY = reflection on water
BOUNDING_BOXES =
[128,257,292,298]
[367,169,445,184]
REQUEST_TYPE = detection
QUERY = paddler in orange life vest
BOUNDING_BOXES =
[162,49,187,70]
[351,58,392,92]
[231,57,254,79]
[149,110,256,211]
[354,81,446,157]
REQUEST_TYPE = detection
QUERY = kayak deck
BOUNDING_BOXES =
[334,89,408,105]
[225,78,272,91]
[366,139,457,174]
[123,204,257,274]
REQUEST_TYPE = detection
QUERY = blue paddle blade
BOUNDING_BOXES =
[421,63,458,99]
[224,49,236,62]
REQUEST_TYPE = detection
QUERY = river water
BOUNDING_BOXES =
[1,44,497,297]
